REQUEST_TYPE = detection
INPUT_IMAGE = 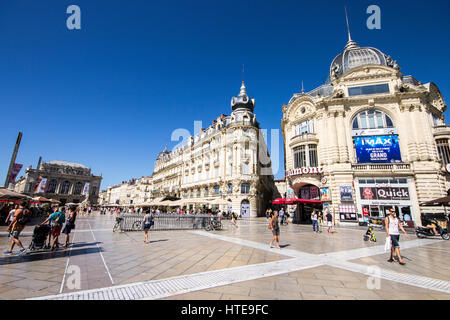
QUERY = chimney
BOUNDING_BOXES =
[37,156,42,170]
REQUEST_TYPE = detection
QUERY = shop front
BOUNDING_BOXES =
[356,178,414,227]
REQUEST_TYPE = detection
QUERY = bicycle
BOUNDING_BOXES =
[205,217,223,231]
[113,217,123,232]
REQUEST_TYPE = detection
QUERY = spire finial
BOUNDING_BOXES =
[239,64,247,96]
[345,7,352,42]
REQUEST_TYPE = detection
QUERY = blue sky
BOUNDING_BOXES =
[1,0,450,189]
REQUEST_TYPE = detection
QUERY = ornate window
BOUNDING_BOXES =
[60,181,71,194]
[352,110,393,130]
[213,185,220,195]
[241,183,250,194]
[228,183,233,194]
[46,179,57,194]
[205,187,209,196]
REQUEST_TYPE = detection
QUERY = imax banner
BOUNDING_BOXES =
[354,135,402,164]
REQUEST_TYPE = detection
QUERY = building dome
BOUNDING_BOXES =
[329,39,395,80]
[231,81,255,112]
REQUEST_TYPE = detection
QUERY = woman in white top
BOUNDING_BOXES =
[385,208,409,265]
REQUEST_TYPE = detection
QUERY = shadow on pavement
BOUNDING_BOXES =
[280,244,291,248]
[148,239,169,244]
[0,246,103,265]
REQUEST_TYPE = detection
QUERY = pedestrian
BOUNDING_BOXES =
[269,210,281,249]
[318,211,323,229]
[5,204,18,238]
[311,209,319,233]
[326,209,335,234]
[62,207,77,247]
[3,202,30,255]
[142,210,154,244]
[265,208,271,219]
[230,212,238,229]
[385,208,409,265]
[41,206,65,251]
[279,208,285,225]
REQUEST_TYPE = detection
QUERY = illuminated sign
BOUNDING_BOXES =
[354,135,402,163]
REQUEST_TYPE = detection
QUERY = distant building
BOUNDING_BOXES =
[13,160,102,205]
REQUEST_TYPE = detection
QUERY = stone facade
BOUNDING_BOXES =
[152,82,274,217]
[281,36,449,226]
[13,160,102,205]
[102,176,154,206]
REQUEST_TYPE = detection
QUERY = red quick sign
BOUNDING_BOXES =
[287,167,324,177]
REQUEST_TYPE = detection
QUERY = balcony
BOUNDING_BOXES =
[432,125,450,137]
[352,163,411,172]
[289,133,318,147]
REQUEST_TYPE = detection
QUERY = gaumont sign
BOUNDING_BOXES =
[287,167,324,177]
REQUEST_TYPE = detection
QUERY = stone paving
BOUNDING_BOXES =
[0,213,449,300]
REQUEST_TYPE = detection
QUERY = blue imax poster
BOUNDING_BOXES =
[354,135,402,163]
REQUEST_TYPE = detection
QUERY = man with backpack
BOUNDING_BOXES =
[3,202,30,255]
[41,207,65,251]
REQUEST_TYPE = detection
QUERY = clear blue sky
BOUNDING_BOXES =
[1,0,450,189]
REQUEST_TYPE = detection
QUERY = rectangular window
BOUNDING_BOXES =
[348,83,390,96]
[437,139,450,165]
[308,144,318,167]
[242,162,250,174]
[293,146,306,168]
[293,119,314,136]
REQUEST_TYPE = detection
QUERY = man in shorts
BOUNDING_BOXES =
[41,207,65,251]
[385,208,409,265]
[3,202,28,255]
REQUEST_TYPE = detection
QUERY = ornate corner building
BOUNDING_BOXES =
[152,81,275,217]
[281,35,449,225]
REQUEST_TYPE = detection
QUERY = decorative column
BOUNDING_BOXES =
[316,111,327,166]
[336,110,349,162]
[328,111,339,163]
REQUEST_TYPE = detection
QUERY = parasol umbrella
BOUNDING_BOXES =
[0,187,33,201]
[32,196,53,203]
[49,199,61,204]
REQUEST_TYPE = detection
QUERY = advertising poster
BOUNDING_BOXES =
[310,187,319,200]
[39,178,47,193]
[320,188,330,201]
[33,177,42,192]
[82,182,90,196]
[354,135,402,163]
[340,186,353,201]
[300,187,310,199]
[286,188,295,199]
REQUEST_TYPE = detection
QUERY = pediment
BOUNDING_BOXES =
[338,65,399,83]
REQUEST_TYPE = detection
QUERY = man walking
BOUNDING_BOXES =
[4,202,29,255]
[385,208,409,265]
[311,209,319,233]
[279,208,285,225]
[326,209,334,234]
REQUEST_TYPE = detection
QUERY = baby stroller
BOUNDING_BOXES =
[363,226,377,242]
[29,224,51,251]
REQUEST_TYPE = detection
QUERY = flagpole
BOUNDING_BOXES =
[4,132,22,188]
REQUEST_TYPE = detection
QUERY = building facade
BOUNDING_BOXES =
[281,34,449,226]
[13,160,102,205]
[152,81,274,217]
[103,176,154,206]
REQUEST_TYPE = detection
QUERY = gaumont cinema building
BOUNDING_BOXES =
[281,33,450,226]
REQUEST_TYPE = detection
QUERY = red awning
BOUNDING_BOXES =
[272,198,323,205]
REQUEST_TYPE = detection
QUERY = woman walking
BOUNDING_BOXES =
[230,212,238,229]
[311,209,319,233]
[143,210,154,244]
[385,208,409,265]
[269,211,281,249]
[62,207,77,247]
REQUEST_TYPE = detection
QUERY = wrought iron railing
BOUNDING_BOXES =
[119,214,213,231]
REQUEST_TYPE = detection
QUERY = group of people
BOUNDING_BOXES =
[3,202,78,256]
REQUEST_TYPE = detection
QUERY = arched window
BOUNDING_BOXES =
[60,181,71,195]
[228,183,233,194]
[213,185,220,195]
[352,110,394,130]
[73,182,83,195]
[46,179,57,194]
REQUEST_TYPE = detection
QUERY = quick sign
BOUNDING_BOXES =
[360,187,410,201]
[354,135,401,163]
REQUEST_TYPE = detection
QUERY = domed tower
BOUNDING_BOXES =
[231,81,255,113]
[329,21,398,81]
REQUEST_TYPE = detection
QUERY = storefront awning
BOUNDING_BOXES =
[420,195,450,207]
[272,198,322,205]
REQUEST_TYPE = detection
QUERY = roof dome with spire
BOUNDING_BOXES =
[230,81,255,112]
[329,10,395,80]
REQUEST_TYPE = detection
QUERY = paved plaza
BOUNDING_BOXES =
[0,214,449,300]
